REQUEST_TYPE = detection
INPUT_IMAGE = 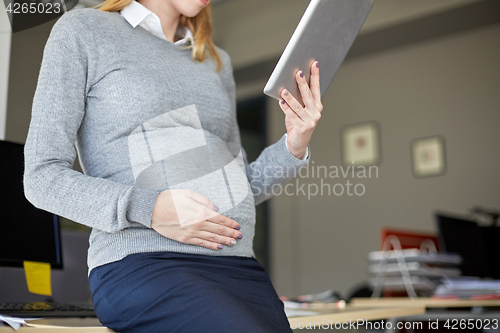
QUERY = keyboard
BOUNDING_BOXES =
[0,301,96,318]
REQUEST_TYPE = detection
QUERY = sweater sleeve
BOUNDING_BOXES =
[23,11,160,233]
[216,49,310,206]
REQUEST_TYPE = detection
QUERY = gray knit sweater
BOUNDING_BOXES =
[23,8,309,272]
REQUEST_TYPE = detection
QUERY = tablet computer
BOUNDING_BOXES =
[263,0,373,105]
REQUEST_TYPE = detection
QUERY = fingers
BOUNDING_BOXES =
[198,220,242,239]
[309,61,321,109]
[186,230,237,249]
[294,70,315,110]
[280,88,305,118]
[279,97,300,121]
[178,232,225,251]
[193,213,243,249]
[206,213,241,231]
[182,220,243,251]
[279,61,323,116]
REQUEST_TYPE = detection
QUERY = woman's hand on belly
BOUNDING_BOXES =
[150,189,243,250]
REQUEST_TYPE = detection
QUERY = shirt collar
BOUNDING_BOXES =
[120,1,193,45]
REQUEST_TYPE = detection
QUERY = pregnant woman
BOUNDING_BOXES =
[23,0,323,331]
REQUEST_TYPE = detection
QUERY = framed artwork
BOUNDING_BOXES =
[411,136,446,178]
[341,122,380,166]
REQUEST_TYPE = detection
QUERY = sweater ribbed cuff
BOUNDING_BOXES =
[274,134,310,168]
[127,187,161,228]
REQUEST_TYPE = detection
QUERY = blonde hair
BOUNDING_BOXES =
[96,0,222,71]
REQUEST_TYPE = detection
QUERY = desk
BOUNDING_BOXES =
[288,305,425,330]
[0,318,113,332]
[2,308,425,332]
[0,308,426,332]
[350,298,500,333]
[350,297,500,308]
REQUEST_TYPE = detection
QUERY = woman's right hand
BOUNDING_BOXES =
[150,189,242,250]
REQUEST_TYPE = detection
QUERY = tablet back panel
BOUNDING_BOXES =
[264,0,373,104]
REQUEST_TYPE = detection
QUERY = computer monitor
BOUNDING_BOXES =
[435,213,490,278]
[479,226,500,279]
[0,139,63,269]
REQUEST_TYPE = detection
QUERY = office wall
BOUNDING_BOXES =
[0,5,11,141]
[213,2,500,297]
[5,19,55,144]
[212,0,479,68]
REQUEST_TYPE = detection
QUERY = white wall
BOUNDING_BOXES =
[0,4,12,141]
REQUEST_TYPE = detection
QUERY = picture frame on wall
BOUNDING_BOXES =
[341,121,380,166]
[411,136,446,178]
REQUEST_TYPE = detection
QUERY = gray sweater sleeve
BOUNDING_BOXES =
[23,14,160,232]
[216,49,310,206]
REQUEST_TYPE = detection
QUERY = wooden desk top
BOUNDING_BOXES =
[288,305,426,326]
[350,297,500,308]
[0,318,114,332]
[3,299,497,330]
[1,306,428,331]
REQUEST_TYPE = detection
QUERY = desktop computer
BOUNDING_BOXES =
[0,139,95,317]
[479,226,500,279]
[0,140,62,269]
[436,212,500,279]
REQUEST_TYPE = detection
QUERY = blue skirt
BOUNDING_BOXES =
[89,252,292,333]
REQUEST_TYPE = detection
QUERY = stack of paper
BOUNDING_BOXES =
[368,262,461,277]
[0,314,37,330]
[433,277,500,299]
[368,249,462,265]
[368,249,463,294]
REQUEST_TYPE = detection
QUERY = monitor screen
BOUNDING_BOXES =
[0,140,62,269]
[479,226,500,279]
[436,213,490,278]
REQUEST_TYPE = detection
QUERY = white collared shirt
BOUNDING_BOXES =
[120,0,193,45]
